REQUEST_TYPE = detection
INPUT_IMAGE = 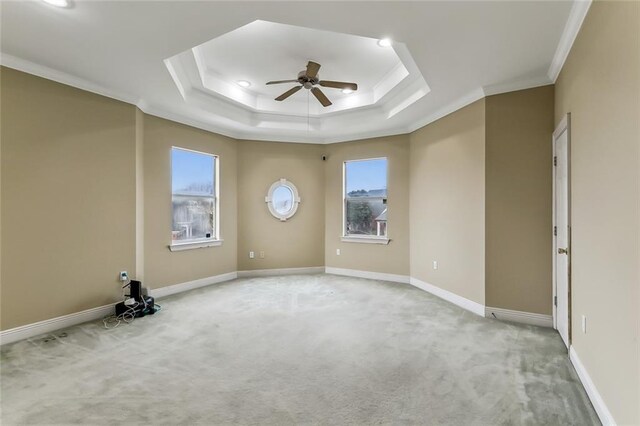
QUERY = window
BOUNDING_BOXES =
[265,179,301,221]
[170,147,220,251]
[343,158,389,244]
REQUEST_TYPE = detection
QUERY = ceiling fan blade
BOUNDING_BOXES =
[275,86,302,101]
[266,80,298,85]
[306,61,321,78]
[319,80,358,91]
[311,87,332,107]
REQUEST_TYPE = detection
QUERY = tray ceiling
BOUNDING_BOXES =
[0,1,584,143]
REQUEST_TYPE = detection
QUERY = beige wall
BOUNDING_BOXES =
[143,115,238,289]
[485,86,555,315]
[0,68,137,330]
[237,140,325,271]
[325,135,410,276]
[555,1,639,423]
[409,100,486,305]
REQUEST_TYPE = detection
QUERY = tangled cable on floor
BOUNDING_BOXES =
[102,302,138,329]
[102,301,162,329]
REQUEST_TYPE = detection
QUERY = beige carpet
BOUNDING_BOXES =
[1,274,599,425]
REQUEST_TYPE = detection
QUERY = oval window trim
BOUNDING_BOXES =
[265,179,301,221]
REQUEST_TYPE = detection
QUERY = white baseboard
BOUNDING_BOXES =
[0,272,238,346]
[237,266,325,278]
[0,269,557,347]
[0,304,115,346]
[409,277,485,316]
[569,346,616,426]
[485,306,553,328]
[325,267,410,284]
[149,271,238,299]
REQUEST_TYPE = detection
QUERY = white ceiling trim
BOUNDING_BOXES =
[166,20,419,119]
[1,0,578,144]
[0,52,139,106]
[0,52,244,141]
[547,0,592,83]
[483,75,552,97]
[187,45,410,117]
[0,52,557,144]
[2,33,571,146]
[405,88,485,135]
[162,22,431,139]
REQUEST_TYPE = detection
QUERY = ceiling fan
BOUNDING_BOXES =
[266,61,358,107]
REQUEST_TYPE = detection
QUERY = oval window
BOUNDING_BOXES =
[272,185,293,214]
[266,179,300,221]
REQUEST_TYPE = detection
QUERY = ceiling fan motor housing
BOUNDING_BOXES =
[298,70,319,89]
[267,62,355,107]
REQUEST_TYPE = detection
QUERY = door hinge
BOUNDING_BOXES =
[554,296,557,307]
[553,226,557,236]
[553,156,557,166]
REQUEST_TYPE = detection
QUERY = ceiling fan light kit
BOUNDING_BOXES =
[41,0,70,7]
[266,61,358,107]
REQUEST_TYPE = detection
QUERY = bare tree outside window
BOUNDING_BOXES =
[344,158,388,237]
[171,148,218,242]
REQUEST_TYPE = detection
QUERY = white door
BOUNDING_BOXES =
[553,115,570,348]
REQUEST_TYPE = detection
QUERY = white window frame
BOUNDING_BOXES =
[265,178,301,221]
[169,147,222,252]
[342,157,390,245]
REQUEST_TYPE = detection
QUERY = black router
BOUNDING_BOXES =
[115,280,157,318]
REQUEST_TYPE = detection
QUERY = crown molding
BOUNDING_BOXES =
[405,88,486,135]
[547,0,592,83]
[482,75,552,97]
[0,53,139,105]
[138,101,242,141]
[3,50,564,145]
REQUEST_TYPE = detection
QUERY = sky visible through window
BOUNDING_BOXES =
[172,148,214,195]
[346,158,387,193]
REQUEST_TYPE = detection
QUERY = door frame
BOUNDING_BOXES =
[552,113,571,343]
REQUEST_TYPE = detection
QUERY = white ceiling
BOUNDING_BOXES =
[195,20,402,100]
[165,19,429,132]
[0,1,587,144]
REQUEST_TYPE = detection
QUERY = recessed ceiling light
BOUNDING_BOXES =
[377,38,392,47]
[236,80,251,88]
[342,89,353,94]
[42,0,70,7]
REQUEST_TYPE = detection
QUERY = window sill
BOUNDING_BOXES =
[169,239,223,252]
[341,236,390,245]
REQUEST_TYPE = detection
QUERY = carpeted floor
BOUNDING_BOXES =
[1,274,599,425]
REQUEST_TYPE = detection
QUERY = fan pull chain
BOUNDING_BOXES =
[307,90,310,133]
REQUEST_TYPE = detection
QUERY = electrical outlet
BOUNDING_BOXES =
[336,249,341,256]
[259,251,265,259]
[433,261,438,270]
[249,251,255,259]
[582,315,587,333]
[119,271,128,282]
